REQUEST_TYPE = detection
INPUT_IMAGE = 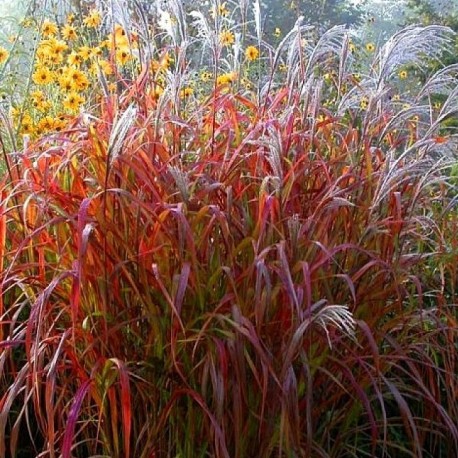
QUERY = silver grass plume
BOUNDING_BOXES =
[304,25,348,79]
[252,0,262,46]
[270,17,311,77]
[168,165,190,201]
[169,0,187,45]
[417,63,458,99]
[188,10,218,56]
[373,25,455,90]
[157,8,179,46]
[108,103,137,164]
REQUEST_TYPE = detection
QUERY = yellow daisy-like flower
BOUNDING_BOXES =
[67,51,83,66]
[0,47,9,64]
[210,2,229,18]
[180,87,194,99]
[217,71,236,85]
[365,42,375,52]
[41,20,58,37]
[58,76,74,93]
[241,78,252,90]
[399,70,408,79]
[392,94,401,102]
[62,24,78,41]
[115,48,132,66]
[31,89,44,100]
[63,92,85,112]
[219,30,235,47]
[53,115,67,132]
[64,67,89,91]
[20,18,33,28]
[273,27,281,38]
[67,14,75,24]
[10,107,21,125]
[83,9,102,28]
[200,71,213,82]
[90,59,113,76]
[32,66,54,85]
[245,45,259,61]
[78,46,92,61]
[37,116,56,133]
[91,46,103,58]
[279,63,288,72]
[360,96,369,110]
[20,114,35,136]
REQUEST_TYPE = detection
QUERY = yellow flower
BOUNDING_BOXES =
[91,46,103,58]
[273,27,281,38]
[219,30,235,47]
[241,78,252,90]
[58,76,74,93]
[349,42,356,53]
[20,114,35,136]
[0,47,9,64]
[365,42,375,52]
[63,92,85,112]
[279,63,288,72]
[53,116,67,132]
[200,71,213,82]
[20,18,34,28]
[10,106,20,123]
[78,46,92,61]
[90,59,113,76]
[115,48,132,66]
[216,72,236,85]
[360,96,369,110]
[180,87,194,99]
[210,2,229,18]
[83,9,102,28]
[32,66,54,85]
[66,13,75,24]
[68,67,90,91]
[31,91,51,112]
[67,51,83,66]
[37,116,56,133]
[392,94,401,102]
[41,20,58,37]
[62,24,78,41]
[150,52,173,72]
[399,70,408,79]
[245,45,259,61]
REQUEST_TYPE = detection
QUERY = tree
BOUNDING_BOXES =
[404,0,458,66]
[263,0,368,35]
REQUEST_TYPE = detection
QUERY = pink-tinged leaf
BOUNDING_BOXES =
[382,377,422,457]
[174,262,190,316]
[335,273,356,305]
[276,241,299,317]
[0,191,5,341]
[109,358,132,458]
[62,378,92,458]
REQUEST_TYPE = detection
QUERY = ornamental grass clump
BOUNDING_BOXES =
[0,1,457,457]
